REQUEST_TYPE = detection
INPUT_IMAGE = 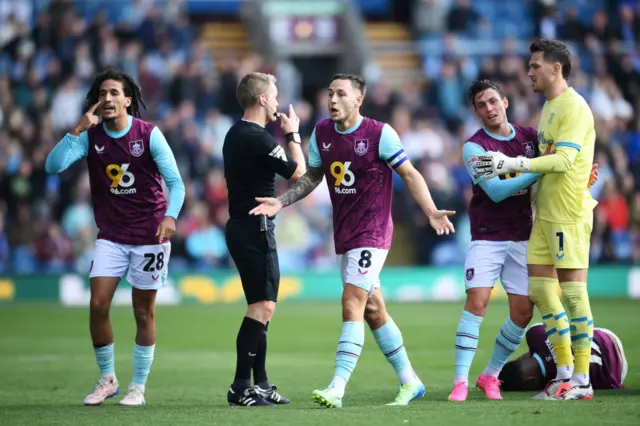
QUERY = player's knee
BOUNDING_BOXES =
[559,282,587,312]
[342,297,366,321]
[89,297,111,317]
[364,300,383,324]
[133,306,155,327]
[511,304,533,328]
[507,294,534,327]
[528,277,551,305]
[464,290,489,317]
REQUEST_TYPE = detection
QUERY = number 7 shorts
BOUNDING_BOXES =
[336,248,389,296]
[90,239,172,290]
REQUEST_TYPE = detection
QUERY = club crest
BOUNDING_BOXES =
[354,139,368,156]
[465,268,474,281]
[522,141,535,158]
[129,140,144,157]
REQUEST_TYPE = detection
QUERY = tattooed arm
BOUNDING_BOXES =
[250,166,324,217]
[278,166,324,207]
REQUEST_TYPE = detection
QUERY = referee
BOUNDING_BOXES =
[223,72,306,407]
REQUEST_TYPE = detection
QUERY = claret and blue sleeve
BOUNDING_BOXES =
[463,142,541,203]
[150,127,186,220]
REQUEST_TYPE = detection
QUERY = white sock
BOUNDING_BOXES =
[555,364,574,381]
[398,369,419,385]
[570,372,589,386]
[329,376,347,396]
[454,374,468,384]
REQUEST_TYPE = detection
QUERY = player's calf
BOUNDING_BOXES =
[85,343,119,406]
[321,284,368,401]
[366,291,422,389]
[559,280,594,387]
[529,275,574,381]
[481,296,532,385]
[122,288,157,406]
[449,287,489,402]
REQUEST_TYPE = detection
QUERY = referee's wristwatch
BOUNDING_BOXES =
[285,132,301,144]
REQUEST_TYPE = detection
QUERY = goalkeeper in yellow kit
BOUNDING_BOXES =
[475,39,596,401]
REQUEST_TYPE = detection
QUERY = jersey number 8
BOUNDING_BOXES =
[358,250,372,268]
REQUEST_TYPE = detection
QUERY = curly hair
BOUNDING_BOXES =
[84,69,146,118]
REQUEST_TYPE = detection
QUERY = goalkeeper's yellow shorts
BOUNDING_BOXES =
[527,209,593,269]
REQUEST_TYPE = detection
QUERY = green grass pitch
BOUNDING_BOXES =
[1,300,638,425]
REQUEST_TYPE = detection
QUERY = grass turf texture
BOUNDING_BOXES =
[1,300,638,425]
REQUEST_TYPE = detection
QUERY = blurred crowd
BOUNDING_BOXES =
[0,0,638,275]
[403,0,640,265]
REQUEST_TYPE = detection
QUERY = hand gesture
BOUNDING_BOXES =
[428,209,456,236]
[588,163,599,188]
[249,197,283,218]
[72,100,102,135]
[156,216,176,243]
[279,104,300,135]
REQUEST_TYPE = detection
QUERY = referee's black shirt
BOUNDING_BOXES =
[223,120,298,219]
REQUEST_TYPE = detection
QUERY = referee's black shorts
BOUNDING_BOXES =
[225,217,280,305]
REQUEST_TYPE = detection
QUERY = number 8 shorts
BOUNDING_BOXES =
[336,248,389,296]
[90,239,172,290]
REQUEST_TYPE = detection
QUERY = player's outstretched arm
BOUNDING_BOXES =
[150,127,186,242]
[394,161,456,235]
[278,166,324,206]
[477,106,591,177]
[45,101,101,174]
[249,166,324,217]
[475,145,580,179]
[463,142,540,203]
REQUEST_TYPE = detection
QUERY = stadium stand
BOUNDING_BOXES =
[0,0,638,275]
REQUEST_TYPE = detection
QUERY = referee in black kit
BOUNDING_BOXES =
[223,72,306,407]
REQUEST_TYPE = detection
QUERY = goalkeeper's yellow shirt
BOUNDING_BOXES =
[532,87,597,223]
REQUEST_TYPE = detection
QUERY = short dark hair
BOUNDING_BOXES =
[499,358,546,391]
[85,69,146,118]
[331,74,366,96]
[468,79,505,108]
[530,39,572,79]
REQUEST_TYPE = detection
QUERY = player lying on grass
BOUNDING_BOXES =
[450,79,598,402]
[499,324,627,391]
[45,69,185,406]
[475,39,599,400]
[250,74,455,408]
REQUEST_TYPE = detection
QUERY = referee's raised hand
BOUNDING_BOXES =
[279,104,300,135]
